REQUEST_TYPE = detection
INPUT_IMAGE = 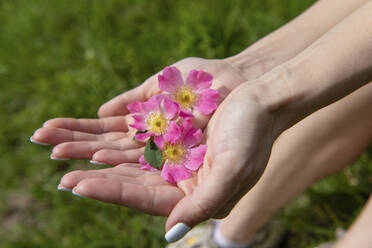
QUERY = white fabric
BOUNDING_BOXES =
[213,221,252,248]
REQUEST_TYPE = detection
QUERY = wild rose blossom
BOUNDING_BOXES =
[140,121,207,184]
[130,66,216,183]
[158,66,219,115]
[127,94,180,142]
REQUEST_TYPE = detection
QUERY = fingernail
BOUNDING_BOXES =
[30,136,50,146]
[50,154,69,161]
[57,184,72,192]
[72,188,87,198]
[90,160,106,165]
[165,223,191,242]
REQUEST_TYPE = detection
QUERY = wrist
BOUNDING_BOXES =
[243,66,307,136]
[224,51,268,81]
[224,43,288,81]
[224,24,309,81]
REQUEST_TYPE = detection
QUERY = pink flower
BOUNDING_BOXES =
[158,66,219,115]
[127,95,180,141]
[154,121,207,184]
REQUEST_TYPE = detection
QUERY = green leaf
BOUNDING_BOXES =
[144,137,163,169]
[133,130,148,142]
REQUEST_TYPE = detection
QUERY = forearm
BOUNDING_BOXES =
[257,0,372,133]
[226,0,369,79]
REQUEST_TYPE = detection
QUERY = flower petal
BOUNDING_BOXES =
[129,114,147,131]
[161,162,191,184]
[158,66,184,93]
[127,101,142,113]
[142,95,161,113]
[182,128,202,148]
[139,155,157,171]
[164,121,182,144]
[135,132,152,142]
[179,110,194,119]
[154,135,165,149]
[161,97,180,119]
[186,69,213,90]
[195,89,219,115]
[153,94,168,103]
[184,145,207,171]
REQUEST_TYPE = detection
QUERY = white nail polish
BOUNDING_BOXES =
[72,188,87,198]
[57,184,72,192]
[90,160,106,165]
[165,223,191,242]
[50,154,69,161]
[30,136,50,146]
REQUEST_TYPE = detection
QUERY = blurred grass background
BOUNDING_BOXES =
[0,0,371,247]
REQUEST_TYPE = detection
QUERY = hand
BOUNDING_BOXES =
[164,82,278,230]
[53,81,279,240]
[32,59,277,240]
[31,57,248,162]
[58,163,189,216]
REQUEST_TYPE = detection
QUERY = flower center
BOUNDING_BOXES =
[175,86,197,109]
[146,112,167,135]
[163,143,186,163]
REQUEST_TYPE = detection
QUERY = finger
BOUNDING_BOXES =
[165,167,236,242]
[43,116,129,133]
[51,138,143,159]
[51,141,120,159]
[33,127,127,145]
[176,175,198,196]
[105,165,165,186]
[72,178,184,216]
[98,76,161,118]
[59,170,139,189]
[104,163,147,177]
[91,148,144,165]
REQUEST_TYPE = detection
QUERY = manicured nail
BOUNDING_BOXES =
[165,223,191,242]
[72,188,86,198]
[90,160,106,165]
[30,136,50,146]
[57,184,72,192]
[50,154,69,161]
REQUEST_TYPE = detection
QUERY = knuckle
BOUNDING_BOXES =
[93,149,110,159]
[60,170,84,186]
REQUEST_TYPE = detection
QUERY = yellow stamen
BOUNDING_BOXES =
[175,86,197,109]
[146,112,167,135]
[163,143,186,163]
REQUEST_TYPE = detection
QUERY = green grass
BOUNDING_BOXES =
[0,0,371,247]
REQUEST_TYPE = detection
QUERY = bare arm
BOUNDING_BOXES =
[258,0,372,133]
[226,0,369,80]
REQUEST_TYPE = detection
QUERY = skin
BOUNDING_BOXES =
[220,83,372,244]
[31,0,372,242]
[335,195,372,248]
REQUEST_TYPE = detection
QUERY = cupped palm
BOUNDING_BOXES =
[32,57,248,214]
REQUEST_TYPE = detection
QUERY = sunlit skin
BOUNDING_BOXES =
[146,112,168,135]
[174,86,197,109]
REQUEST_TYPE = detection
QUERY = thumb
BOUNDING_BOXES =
[164,169,235,242]
[98,76,159,118]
